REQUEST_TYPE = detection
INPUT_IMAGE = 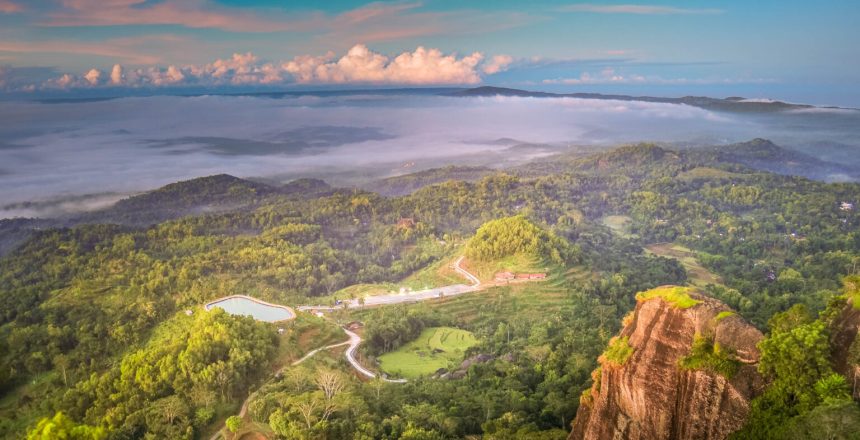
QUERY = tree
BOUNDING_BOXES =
[26,412,107,440]
[225,415,242,434]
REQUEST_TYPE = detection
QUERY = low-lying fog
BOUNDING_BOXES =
[1,92,859,219]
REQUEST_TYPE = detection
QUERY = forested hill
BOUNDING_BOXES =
[517,139,857,183]
[362,165,494,196]
[1,140,859,438]
[689,138,860,182]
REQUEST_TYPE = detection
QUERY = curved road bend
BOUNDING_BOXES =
[298,256,480,313]
[209,258,479,437]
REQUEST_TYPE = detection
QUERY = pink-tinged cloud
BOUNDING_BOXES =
[337,1,423,25]
[110,64,123,84]
[560,4,723,15]
[0,36,181,65]
[25,44,512,90]
[482,55,514,74]
[283,44,484,85]
[0,0,22,13]
[42,0,537,49]
[46,0,322,33]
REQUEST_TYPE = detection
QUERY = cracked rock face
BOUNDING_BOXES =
[570,287,765,440]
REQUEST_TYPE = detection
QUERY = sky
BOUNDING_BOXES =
[0,0,858,105]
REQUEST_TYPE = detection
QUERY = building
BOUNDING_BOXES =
[841,202,854,211]
[397,217,416,229]
[495,271,515,282]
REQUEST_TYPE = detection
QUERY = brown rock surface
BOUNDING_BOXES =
[569,287,765,440]
[828,297,860,398]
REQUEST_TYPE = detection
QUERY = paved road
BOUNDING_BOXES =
[294,256,479,383]
[298,256,480,312]
[209,257,479,437]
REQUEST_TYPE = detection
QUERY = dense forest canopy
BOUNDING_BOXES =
[0,140,858,439]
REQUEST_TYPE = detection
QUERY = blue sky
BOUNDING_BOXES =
[1,0,858,105]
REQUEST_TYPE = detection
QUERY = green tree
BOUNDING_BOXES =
[225,415,242,433]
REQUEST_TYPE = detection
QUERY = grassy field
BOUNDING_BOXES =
[378,327,478,378]
[601,215,635,238]
[645,242,722,287]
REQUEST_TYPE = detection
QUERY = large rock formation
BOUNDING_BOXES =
[828,295,860,399]
[570,286,766,440]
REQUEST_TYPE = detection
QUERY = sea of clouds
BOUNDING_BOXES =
[0,93,857,219]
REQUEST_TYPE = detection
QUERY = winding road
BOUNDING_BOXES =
[295,256,478,383]
[210,257,495,437]
[297,256,480,312]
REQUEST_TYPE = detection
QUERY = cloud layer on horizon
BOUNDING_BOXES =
[1,44,513,91]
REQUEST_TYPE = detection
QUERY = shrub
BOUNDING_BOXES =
[226,415,242,433]
[679,334,740,378]
[636,286,701,309]
[600,336,634,367]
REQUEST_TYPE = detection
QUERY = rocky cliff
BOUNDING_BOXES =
[570,286,766,440]
[829,295,860,399]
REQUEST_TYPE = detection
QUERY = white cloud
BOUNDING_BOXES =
[560,4,722,15]
[283,44,484,85]
[110,64,123,84]
[26,44,511,90]
[84,68,102,85]
[482,55,513,75]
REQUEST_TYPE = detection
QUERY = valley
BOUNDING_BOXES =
[2,140,859,440]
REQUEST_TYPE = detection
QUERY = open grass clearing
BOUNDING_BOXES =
[378,327,478,379]
[601,215,635,238]
[645,242,722,287]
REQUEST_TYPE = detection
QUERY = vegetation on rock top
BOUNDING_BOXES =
[635,286,702,309]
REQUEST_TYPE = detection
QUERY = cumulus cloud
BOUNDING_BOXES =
[560,4,723,15]
[84,68,102,85]
[482,55,514,75]
[25,44,511,90]
[110,64,123,84]
[284,44,484,85]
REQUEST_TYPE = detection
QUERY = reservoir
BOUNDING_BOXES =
[205,295,295,322]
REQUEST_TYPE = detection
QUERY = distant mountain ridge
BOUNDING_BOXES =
[447,86,855,113]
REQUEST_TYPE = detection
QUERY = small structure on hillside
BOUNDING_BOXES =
[495,271,546,283]
[841,202,854,211]
[185,309,193,316]
[397,217,416,229]
[278,327,285,335]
